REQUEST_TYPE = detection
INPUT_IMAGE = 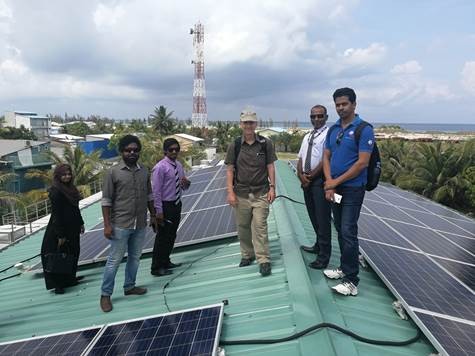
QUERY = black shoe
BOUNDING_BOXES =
[167,262,182,268]
[301,245,319,254]
[76,276,85,281]
[259,263,272,277]
[54,287,65,294]
[151,268,173,277]
[309,260,328,270]
[239,258,254,267]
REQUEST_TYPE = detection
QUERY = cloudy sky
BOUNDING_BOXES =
[0,0,474,124]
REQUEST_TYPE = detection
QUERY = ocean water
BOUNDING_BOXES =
[274,122,475,133]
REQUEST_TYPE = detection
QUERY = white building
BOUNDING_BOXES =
[4,111,50,139]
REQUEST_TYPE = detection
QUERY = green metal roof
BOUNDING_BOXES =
[0,161,435,355]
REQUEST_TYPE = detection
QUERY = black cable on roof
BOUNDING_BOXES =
[220,323,422,346]
[0,253,41,275]
[275,194,305,205]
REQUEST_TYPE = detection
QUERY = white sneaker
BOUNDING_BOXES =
[332,282,358,296]
[323,268,345,279]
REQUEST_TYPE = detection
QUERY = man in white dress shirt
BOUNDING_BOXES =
[297,105,332,269]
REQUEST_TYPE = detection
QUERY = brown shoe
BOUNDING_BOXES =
[124,286,147,296]
[100,296,112,313]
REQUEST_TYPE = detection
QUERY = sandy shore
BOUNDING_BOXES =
[374,130,474,142]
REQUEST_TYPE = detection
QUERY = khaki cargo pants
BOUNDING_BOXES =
[235,193,270,264]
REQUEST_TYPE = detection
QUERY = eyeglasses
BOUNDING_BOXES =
[123,148,140,153]
[242,121,257,125]
[310,114,326,120]
[167,147,180,153]
[336,130,344,145]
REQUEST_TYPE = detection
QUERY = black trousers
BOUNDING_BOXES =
[302,177,332,264]
[151,201,182,271]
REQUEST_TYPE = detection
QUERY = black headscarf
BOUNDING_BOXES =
[50,164,82,206]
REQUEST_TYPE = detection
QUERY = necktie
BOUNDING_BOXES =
[173,163,181,204]
[304,129,317,173]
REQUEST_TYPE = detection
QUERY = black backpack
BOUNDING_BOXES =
[329,121,381,191]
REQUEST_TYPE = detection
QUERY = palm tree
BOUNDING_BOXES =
[59,146,102,185]
[378,139,408,184]
[0,172,21,222]
[0,172,20,206]
[149,106,176,136]
[396,141,473,210]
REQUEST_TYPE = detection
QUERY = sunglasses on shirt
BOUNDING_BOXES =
[336,130,344,145]
[310,114,326,120]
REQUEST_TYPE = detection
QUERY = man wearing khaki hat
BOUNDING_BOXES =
[225,109,277,276]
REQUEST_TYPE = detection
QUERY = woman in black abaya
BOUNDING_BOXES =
[41,164,85,294]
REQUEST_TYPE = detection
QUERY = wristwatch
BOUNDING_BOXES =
[269,184,275,189]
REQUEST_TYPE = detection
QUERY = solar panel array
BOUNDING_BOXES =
[86,304,223,356]
[32,164,235,270]
[0,327,101,356]
[361,184,475,356]
[285,161,474,355]
[0,304,224,356]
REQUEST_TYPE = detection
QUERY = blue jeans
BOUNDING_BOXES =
[332,186,365,286]
[101,227,146,296]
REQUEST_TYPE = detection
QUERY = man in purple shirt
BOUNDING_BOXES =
[150,138,190,276]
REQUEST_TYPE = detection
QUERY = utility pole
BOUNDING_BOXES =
[190,22,208,128]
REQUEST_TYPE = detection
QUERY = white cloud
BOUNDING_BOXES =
[342,43,387,67]
[0,0,12,18]
[461,61,475,95]
[390,60,422,75]
[0,59,27,76]
[93,3,126,29]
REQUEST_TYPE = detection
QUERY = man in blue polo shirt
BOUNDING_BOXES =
[322,87,374,296]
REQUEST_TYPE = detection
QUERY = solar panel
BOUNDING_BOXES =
[414,312,475,356]
[0,327,101,356]
[182,193,201,214]
[432,258,475,291]
[191,172,219,183]
[194,190,228,211]
[364,200,424,225]
[443,217,475,235]
[360,240,475,320]
[85,304,223,356]
[358,214,414,249]
[207,177,227,191]
[177,206,236,244]
[398,209,473,237]
[184,181,209,196]
[383,220,475,264]
[360,183,475,356]
[77,224,110,262]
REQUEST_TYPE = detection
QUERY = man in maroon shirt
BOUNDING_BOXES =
[150,138,190,276]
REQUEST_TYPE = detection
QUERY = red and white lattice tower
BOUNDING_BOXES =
[190,22,208,127]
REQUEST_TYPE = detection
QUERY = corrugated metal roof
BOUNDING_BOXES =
[0,140,48,157]
[0,161,436,355]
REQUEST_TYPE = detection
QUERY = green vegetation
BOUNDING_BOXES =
[0,125,38,140]
[379,139,475,215]
[377,124,407,133]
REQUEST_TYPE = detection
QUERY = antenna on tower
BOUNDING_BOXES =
[190,22,208,128]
